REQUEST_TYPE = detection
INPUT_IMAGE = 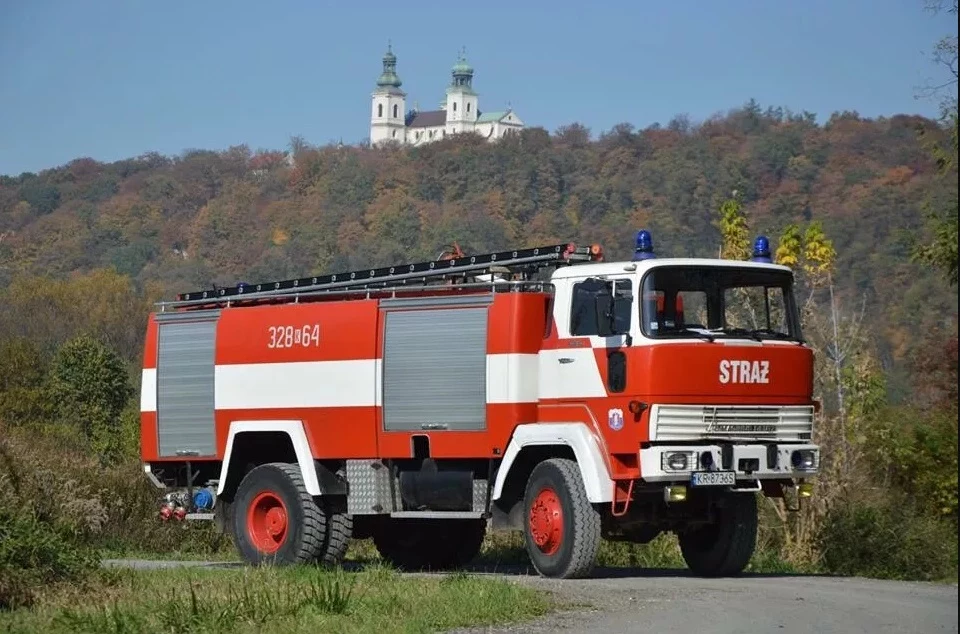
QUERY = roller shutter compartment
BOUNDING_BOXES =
[382,307,488,431]
[156,312,218,456]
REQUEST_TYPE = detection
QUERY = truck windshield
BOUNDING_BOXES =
[638,265,802,342]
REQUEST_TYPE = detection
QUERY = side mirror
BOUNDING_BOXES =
[595,293,614,337]
[595,293,631,337]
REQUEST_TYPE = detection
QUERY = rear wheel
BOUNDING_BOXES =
[373,518,486,570]
[522,458,601,579]
[231,462,349,566]
[678,492,758,577]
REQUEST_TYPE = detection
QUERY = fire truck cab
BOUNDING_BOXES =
[140,232,819,578]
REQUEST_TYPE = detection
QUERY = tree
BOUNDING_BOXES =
[48,336,132,461]
[913,0,959,285]
[775,223,802,267]
[917,0,958,118]
[717,192,750,260]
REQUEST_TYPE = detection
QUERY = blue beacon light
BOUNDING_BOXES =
[632,229,656,261]
[751,235,772,263]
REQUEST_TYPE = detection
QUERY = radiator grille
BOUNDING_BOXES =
[651,405,814,442]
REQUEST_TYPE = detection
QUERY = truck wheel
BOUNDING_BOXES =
[232,462,346,566]
[678,492,758,577]
[315,509,352,566]
[522,458,601,579]
[373,518,486,570]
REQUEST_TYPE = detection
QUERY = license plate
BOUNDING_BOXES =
[691,471,736,487]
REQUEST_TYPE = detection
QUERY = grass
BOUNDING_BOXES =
[0,564,551,634]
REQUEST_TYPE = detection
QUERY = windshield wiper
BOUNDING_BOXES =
[749,328,794,340]
[675,327,715,342]
[711,327,762,341]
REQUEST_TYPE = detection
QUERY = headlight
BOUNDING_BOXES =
[662,451,695,472]
[791,449,817,470]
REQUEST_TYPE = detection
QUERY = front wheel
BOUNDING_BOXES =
[522,458,601,579]
[678,492,758,577]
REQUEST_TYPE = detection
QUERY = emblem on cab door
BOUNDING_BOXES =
[608,408,624,431]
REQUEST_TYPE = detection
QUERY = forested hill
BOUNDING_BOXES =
[1,103,957,376]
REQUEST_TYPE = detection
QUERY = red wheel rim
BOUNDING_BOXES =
[246,491,288,554]
[529,487,563,555]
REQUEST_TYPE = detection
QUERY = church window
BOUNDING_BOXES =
[378,104,383,117]
[466,103,471,113]
[392,130,396,138]
[393,104,398,118]
[453,102,457,112]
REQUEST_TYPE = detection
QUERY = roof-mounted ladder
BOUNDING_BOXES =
[165,242,603,309]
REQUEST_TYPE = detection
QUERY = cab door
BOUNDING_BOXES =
[540,274,635,402]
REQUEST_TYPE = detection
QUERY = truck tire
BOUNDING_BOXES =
[316,510,352,566]
[678,492,758,577]
[231,462,348,566]
[522,457,601,579]
[373,518,486,570]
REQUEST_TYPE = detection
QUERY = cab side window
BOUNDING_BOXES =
[570,279,602,335]
[569,278,632,336]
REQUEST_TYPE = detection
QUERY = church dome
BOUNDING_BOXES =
[376,43,402,89]
[377,70,402,88]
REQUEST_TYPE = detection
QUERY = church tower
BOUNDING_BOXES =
[370,44,406,145]
[445,49,478,135]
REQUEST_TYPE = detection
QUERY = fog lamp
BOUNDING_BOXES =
[664,486,687,503]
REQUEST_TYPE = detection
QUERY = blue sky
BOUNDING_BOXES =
[1,0,956,175]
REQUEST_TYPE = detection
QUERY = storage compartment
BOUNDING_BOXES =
[156,311,218,457]
[381,300,489,432]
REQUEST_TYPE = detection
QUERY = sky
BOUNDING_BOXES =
[1,0,957,175]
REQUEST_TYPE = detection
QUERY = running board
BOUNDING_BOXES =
[389,511,486,519]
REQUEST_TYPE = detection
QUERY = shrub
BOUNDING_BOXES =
[0,425,101,609]
[47,335,133,461]
[0,421,229,561]
[818,499,959,581]
[0,510,98,610]
[868,406,959,520]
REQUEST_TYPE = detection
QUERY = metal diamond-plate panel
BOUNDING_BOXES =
[346,460,395,515]
[472,478,489,512]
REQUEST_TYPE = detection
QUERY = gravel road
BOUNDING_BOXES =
[103,560,958,634]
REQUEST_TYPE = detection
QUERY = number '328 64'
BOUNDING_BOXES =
[267,324,320,349]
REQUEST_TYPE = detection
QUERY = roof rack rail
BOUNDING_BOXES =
[166,242,603,309]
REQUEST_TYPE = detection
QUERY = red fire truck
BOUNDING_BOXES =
[140,231,819,578]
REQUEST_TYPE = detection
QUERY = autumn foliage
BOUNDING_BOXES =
[0,101,957,581]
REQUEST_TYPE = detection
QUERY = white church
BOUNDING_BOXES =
[370,44,524,146]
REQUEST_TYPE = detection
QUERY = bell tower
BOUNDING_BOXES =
[445,48,478,135]
[370,43,407,145]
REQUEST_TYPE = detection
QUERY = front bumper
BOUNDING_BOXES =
[639,443,819,483]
